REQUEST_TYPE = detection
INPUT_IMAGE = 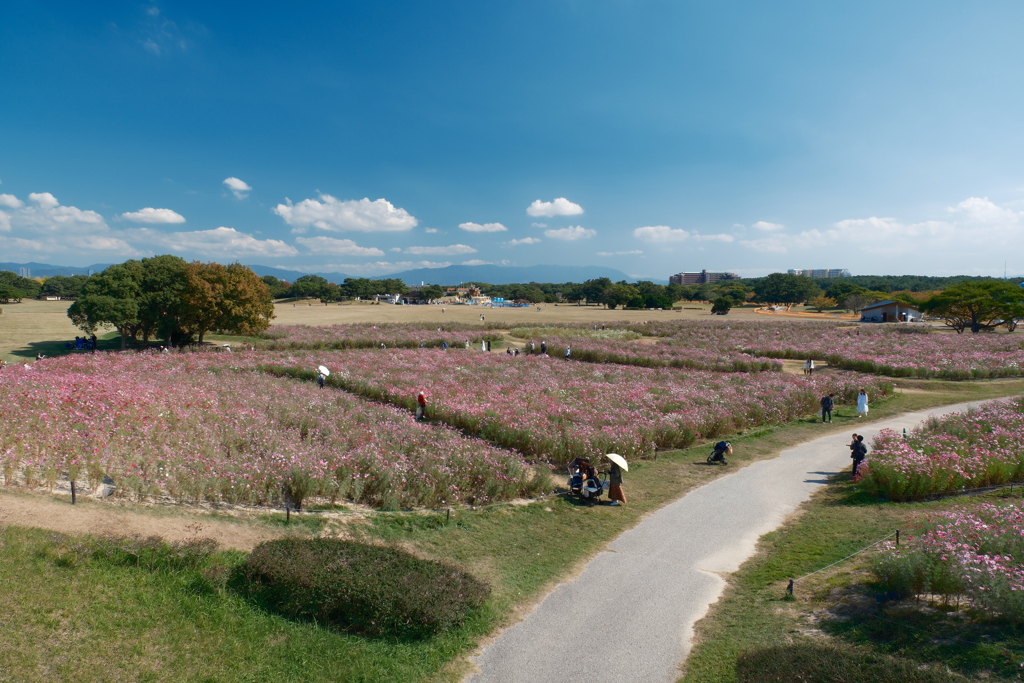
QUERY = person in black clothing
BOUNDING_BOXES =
[850,434,867,477]
[820,393,834,423]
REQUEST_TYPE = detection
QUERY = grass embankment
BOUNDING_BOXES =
[682,389,1024,683]
[2,379,1023,681]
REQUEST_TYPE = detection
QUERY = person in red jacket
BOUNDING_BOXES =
[416,391,427,421]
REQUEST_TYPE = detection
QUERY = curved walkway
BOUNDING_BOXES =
[466,400,989,683]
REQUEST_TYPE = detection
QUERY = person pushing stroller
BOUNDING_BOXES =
[707,440,733,465]
[567,457,604,504]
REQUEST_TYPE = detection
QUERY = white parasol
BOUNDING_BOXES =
[318,365,330,376]
[605,452,628,471]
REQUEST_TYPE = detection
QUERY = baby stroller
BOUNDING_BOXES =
[567,461,606,505]
[707,440,733,465]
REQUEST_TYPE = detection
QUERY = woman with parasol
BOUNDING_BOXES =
[606,453,628,506]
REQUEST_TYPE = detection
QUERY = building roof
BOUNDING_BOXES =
[860,300,920,312]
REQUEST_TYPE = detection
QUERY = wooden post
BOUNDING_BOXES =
[70,481,76,505]
[896,529,900,547]
[446,508,451,523]
[285,506,290,524]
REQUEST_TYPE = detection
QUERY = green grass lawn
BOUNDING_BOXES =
[681,454,1024,682]
[2,379,1023,681]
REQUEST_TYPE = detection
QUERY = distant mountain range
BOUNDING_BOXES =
[3,261,666,285]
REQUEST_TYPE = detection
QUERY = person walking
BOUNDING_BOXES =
[856,389,869,418]
[564,346,571,360]
[804,359,814,376]
[529,341,535,354]
[850,434,867,477]
[316,371,326,389]
[608,461,626,506]
[820,393,834,423]
[416,391,427,421]
[540,341,547,355]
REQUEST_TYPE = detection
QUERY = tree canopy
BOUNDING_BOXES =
[751,273,820,305]
[922,281,1024,333]
[68,257,274,348]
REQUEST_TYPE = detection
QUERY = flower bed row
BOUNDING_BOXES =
[873,501,1024,619]
[259,322,502,351]
[0,353,545,509]
[625,320,1024,380]
[264,348,890,463]
[860,397,1024,501]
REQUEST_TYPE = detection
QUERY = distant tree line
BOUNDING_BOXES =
[260,275,410,302]
[67,256,274,348]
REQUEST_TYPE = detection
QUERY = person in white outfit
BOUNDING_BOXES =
[857,389,869,417]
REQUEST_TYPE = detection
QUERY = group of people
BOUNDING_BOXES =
[66,335,98,351]
[567,456,627,506]
[820,390,869,423]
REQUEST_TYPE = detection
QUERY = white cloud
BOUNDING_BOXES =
[274,194,418,233]
[505,237,542,246]
[633,225,733,243]
[738,235,789,253]
[0,192,139,258]
[424,227,439,233]
[459,221,507,233]
[28,192,61,210]
[390,247,402,252]
[527,197,584,217]
[0,194,23,209]
[138,226,298,258]
[405,244,477,255]
[531,222,547,228]
[303,260,452,276]
[119,207,186,224]
[295,236,385,257]
[752,221,784,232]
[544,226,595,241]
[461,259,492,266]
[597,250,643,256]
[223,177,252,199]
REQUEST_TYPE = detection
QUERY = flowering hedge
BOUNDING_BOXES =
[860,397,1024,501]
[624,320,1024,380]
[0,353,545,509]
[264,348,891,463]
[873,502,1024,619]
[260,322,502,350]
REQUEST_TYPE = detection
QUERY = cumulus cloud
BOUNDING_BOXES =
[752,221,784,231]
[459,221,507,233]
[119,207,186,224]
[274,194,418,233]
[294,236,385,257]
[527,197,584,217]
[505,237,542,246]
[738,196,1024,257]
[633,225,734,243]
[531,222,547,228]
[305,260,452,276]
[0,194,23,209]
[223,177,252,199]
[597,250,643,256]
[544,226,595,240]
[424,227,439,233]
[404,244,477,255]
[137,226,298,258]
[461,259,492,266]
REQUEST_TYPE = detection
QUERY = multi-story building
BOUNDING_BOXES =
[787,268,851,278]
[669,269,740,285]
[18,268,30,278]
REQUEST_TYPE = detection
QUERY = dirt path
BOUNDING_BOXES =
[0,491,286,551]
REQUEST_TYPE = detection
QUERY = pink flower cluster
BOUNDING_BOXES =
[262,348,891,463]
[630,320,1024,380]
[875,502,1024,617]
[261,322,500,351]
[862,397,1024,500]
[0,353,543,509]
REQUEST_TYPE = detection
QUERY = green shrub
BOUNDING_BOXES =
[236,538,489,638]
[736,643,967,682]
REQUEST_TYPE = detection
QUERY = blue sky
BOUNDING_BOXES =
[2,1,1024,278]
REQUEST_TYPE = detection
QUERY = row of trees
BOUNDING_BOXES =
[68,256,275,348]
[261,275,410,302]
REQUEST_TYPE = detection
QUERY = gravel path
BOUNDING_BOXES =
[466,400,988,683]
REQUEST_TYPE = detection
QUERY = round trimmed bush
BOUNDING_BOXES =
[237,538,489,638]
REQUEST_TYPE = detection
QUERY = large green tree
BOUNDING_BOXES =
[922,281,1021,333]
[752,273,821,305]
[67,263,142,349]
